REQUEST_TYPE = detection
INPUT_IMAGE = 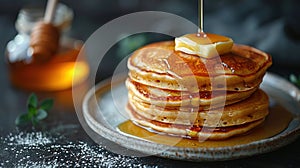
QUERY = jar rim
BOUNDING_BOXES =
[16,3,74,34]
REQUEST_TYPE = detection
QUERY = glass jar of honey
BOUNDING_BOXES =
[5,3,89,91]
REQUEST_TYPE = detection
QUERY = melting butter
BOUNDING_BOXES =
[175,33,233,58]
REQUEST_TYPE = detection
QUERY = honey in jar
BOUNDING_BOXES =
[5,4,89,91]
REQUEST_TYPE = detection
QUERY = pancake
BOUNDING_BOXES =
[126,78,257,108]
[127,89,269,127]
[125,39,272,140]
[128,41,272,92]
[127,103,265,140]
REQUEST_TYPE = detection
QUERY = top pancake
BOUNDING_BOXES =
[128,41,272,92]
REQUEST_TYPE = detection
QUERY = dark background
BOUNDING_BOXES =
[1,0,300,79]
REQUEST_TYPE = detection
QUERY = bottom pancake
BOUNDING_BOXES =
[128,89,269,127]
[126,104,265,140]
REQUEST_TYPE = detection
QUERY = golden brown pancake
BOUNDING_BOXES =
[126,78,257,109]
[126,40,272,140]
[127,89,269,127]
[126,103,265,140]
[128,41,272,92]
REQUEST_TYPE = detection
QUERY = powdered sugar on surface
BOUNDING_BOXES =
[6,132,54,146]
[0,131,159,168]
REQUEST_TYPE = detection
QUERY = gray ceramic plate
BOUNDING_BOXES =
[82,72,300,161]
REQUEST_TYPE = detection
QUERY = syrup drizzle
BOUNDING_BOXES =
[118,104,293,148]
[197,0,206,37]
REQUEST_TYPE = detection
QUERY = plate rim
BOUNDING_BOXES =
[82,72,300,161]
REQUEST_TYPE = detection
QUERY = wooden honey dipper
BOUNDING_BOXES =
[29,0,59,63]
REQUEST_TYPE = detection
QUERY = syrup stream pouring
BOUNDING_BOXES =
[198,0,205,36]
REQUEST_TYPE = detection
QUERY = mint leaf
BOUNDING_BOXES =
[36,109,48,120]
[32,118,39,126]
[15,113,30,125]
[15,93,53,126]
[28,104,37,116]
[290,74,300,88]
[290,74,297,83]
[27,93,38,108]
[40,99,54,111]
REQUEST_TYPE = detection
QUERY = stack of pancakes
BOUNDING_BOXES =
[126,41,272,140]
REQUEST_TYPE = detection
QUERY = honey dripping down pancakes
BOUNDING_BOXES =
[126,33,272,140]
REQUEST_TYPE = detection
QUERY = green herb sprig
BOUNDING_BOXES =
[15,93,54,126]
[290,74,300,88]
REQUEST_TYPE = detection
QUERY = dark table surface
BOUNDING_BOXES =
[1,1,300,167]
[1,48,300,168]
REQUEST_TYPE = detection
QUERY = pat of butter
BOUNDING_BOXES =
[175,33,233,58]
